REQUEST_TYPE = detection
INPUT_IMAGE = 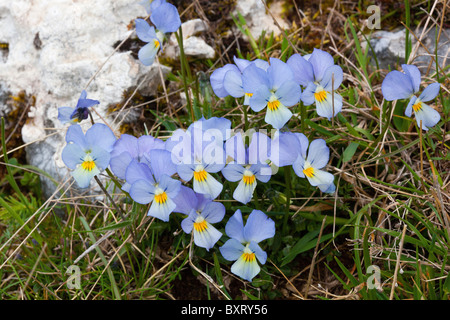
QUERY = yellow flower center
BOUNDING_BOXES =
[303,166,315,178]
[242,252,256,262]
[314,90,327,103]
[193,169,207,182]
[412,101,422,113]
[193,219,208,233]
[267,100,280,111]
[154,191,168,204]
[245,92,253,98]
[242,173,256,185]
[81,160,95,172]
[154,39,160,48]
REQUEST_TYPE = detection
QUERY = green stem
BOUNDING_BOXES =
[175,29,194,122]
[282,168,292,234]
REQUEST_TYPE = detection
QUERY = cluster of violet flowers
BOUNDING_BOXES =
[57,1,442,283]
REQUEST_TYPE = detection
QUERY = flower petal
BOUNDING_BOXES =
[286,53,314,86]
[129,179,156,204]
[138,41,159,66]
[220,238,245,261]
[306,139,329,169]
[321,65,343,91]
[315,91,343,120]
[264,102,292,129]
[401,64,421,94]
[243,210,275,244]
[62,143,85,170]
[72,164,100,189]
[267,57,294,90]
[275,80,302,107]
[414,101,441,131]
[223,69,244,98]
[150,2,181,33]
[147,196,176,222]
[231,252,261,282]
[193,222,222,251]
[233,178,257,204]
[306,168,334,188]
[308,48,335,82]
[202,201,226,224]
[225,209,245,243]
[58,107,76,124]
[135,19,156,42]
[222,163,245,182]
[381,70,414,101]
[85,123,116,152]
[418,82,440,102]
[210,64,240,98]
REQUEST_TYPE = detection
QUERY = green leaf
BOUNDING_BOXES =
[342,142,359,162]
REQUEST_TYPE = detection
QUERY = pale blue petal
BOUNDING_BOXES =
[220,238,245,261]
[85,123,116,152]
[418,82,440,102]
[401,64,421,94]
[76,98,99,110]
[193,223,222,251]
[90,145,111,171]
[129,179,156,204]
[318,182,336,194]
[286,53,314,86]
[249,85,271,112]
[202,201,226,224]
[110,134,138,158]
[193,172,222,199]
[306,139,329,169]
[242,63,270,94]
[223,69,244,98]
[233,56,251,72]
[315,91,343,120]
[225,209,245,243]
[264,102,292,129]
[224,132,246,164]
[248,131,271,164]
[294,133,309,159]
[65,124,87,149]
[308,48,335,82]
[173,185,197,215]
[321,65,343,91]
[150,2,181,34]
[231,253,261,282]
[252,164,272,182]
[158,173,181,198]
[414,102,441,131]
[177,163,195,181]
[135,19,156,42]
[292,155,306,178]
[243,210,275,243]
[381,70,414,101]
[138,41,159,66]
[275,80,302,107]
[137,135,165,155]
[58,107,75,124]
[249,241,267,264]
[125,159,154,186]
[221,163,245,182]
[270,131,301,167]
[233,178,257,204]
[405,95,417,118]
[307,169,334,188]
[72,165,100,189]
[268,57,294,90]
[181,212,195,233]
[62,143,85,170]
[148,196,176,222]
[145,148,176,180]
[301,82,317,106]
[210,64,240,98]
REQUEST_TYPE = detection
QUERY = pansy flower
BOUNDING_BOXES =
[242,57,302,129]
[109,133,165,181]
[62,124,116,188]
[381,64,441,131]
[173,186,225,251]
[219,209,275,282]
[127,148,180,222]
[135,2,181,66]
[210,56,269,105]
[58,90,99,125]
[287,48,343,120]
[289,133,335,193]
[167,126,225,199]
[221,131,272,204]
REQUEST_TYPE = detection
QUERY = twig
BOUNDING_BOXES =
[389,224,407,300]
[304,216,327,299]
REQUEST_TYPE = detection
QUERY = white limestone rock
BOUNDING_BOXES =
[0,0,172,197]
